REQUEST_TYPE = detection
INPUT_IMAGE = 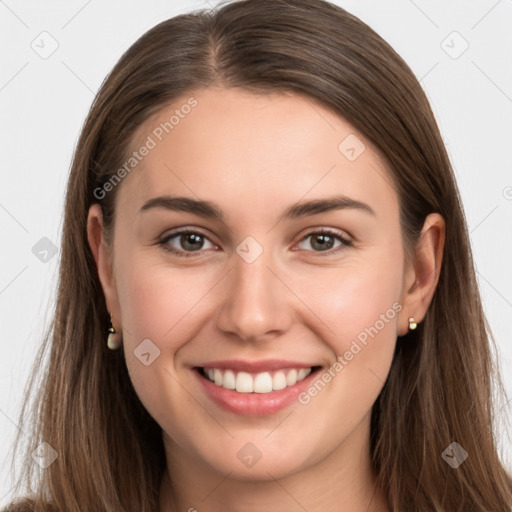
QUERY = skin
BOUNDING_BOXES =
[87,87,445,512]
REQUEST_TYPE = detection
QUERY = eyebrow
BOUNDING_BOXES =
[138,194,376,221]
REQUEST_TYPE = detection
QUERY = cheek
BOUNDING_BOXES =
[290,253,402,399]
[293,256,402,348]
[113,254,205,382]
[291,263,400,440]
[115,260,212,430]
[116,255,209,345]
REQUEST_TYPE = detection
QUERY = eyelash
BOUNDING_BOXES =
[158,228,352,258]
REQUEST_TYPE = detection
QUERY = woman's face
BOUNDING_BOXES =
[90,87,420,481]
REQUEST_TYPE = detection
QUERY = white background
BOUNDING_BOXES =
[1,0,511,506]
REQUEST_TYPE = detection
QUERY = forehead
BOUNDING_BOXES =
[116,87,398,224]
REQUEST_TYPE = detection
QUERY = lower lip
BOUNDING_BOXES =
[194,367,320,416]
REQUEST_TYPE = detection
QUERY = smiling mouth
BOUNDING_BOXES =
[195,366,322,394]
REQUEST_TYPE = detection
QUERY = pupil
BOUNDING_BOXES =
[312,234,334,251]
[181,233,203,251]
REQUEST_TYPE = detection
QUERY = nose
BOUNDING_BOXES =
[215,248,294,343]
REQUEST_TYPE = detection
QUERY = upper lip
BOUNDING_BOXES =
[195,359,318,373]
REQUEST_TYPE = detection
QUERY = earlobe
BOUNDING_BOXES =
[399,213,445,336]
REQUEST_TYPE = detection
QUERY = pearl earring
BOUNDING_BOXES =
[107,313,122,350]
[408,317,418,331]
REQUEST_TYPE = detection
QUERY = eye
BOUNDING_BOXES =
[159,229,217,257]
[296,229,352,255]
[158,227,352,258]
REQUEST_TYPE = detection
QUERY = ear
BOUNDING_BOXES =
[87,204,121,327]
[398,213,445,336]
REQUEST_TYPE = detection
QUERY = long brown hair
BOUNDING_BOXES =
[5,0,512,510]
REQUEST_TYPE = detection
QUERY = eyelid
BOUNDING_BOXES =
[160,226,214,242]
[299,226,352,242]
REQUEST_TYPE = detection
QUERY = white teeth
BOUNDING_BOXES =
[236,372,253,393]
[297,368,308,381]
[254,372,273,393]
[223,369,236,390]
[203,367,313,393]
[286,369,297,386]
[272,371,287,390]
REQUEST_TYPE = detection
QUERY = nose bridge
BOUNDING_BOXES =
[215,244,292,341]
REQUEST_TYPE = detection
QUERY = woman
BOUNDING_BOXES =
[5,0,512,510]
